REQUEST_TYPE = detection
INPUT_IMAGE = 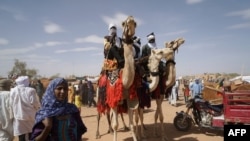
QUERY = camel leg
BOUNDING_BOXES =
[128,108,137,141]
[96,112,101,139]
[158,95,168,141]
[111,107,118,141]
[107,110,114,134]
[153,97,162,137]
[135,108,140,140]
[120,113,129,131]
[138,108,146,138]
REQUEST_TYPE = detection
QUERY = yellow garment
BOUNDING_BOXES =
[68,85,75,103]
[74,95,82,108]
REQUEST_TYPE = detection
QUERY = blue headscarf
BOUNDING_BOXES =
[34,78,79,125]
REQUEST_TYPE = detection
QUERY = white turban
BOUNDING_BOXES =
[15,76,30,87]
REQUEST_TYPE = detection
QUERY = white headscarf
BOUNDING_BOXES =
[15,76,29,87]
[148,42,157,49]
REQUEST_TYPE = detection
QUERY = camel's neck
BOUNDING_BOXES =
[122,43,135,89]
[165,62,176,89]
[122,37,133,44]
[149,73,160,92]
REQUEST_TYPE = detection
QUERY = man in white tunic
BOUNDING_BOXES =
[10,76,40,141]
[0,79,14,141]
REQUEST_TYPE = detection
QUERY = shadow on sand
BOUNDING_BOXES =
[122,122,223,141]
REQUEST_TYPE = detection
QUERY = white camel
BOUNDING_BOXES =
[140,38,185,141]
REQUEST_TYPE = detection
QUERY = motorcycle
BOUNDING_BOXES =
[173,96,224,131]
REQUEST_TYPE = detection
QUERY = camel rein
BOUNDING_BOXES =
[150,59,176,76]
[121,20,134,44]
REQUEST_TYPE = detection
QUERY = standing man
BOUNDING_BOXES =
[68,82,75,104]
[175,79,180,100]
[35,79,44,102]
[189,78,204,98]
[10,76,40,141]
[0,79,14,141]
[79,80,88,106]
[85,78,97,107]
[170,81,178,107]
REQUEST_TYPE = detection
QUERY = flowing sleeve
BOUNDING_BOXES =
[30,122,45,141]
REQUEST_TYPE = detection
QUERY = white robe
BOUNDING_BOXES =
[10,86,40,136]
[0,91,14,141]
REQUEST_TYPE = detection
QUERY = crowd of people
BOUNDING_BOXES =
[0,76,87,141]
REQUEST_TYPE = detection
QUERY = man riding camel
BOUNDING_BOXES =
[104,23,124,69]
[141,32,158,72]
[103,23,143,71]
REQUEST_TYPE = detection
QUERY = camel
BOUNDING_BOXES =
[105,16,137,141]
[95,72,129,139]
[145,38,185,141]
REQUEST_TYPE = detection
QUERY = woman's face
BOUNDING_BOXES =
[54,83,68,101]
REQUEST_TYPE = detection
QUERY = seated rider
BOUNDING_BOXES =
[141,32,166,79]
[132,36,141,60]
[104,23,124,69]
[141,32,158,72]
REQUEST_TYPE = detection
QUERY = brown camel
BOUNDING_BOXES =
[105,16,137,141]
[95,71,129,139]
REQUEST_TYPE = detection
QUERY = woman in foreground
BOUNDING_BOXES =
[30,78,87,141]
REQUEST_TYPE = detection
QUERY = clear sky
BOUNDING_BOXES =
[0,0,249,78]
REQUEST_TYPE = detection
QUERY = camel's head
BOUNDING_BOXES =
[163,38,185,60]
[165,37,185,52]
[122,16,137,39]
[148,49,165,73]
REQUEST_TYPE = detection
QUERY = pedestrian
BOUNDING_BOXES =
[68,82,75,104]
[78,80,88,106]
[85,79,97,107]
[35,79,44,102]
[74,92,82,114]
[10,76,40,141]
[0,79,14,141]
[183,83,190,103]
[175,79,180,100]
[170,81,178,107]
[189,78,204,98]
[30,77,87,141]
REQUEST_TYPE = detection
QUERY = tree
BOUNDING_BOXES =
[49,73,60,79]
[8,59,38,78]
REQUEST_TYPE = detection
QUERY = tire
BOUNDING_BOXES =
[173,114,192,131]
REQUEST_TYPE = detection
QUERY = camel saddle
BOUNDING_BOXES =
[103,58,118,71]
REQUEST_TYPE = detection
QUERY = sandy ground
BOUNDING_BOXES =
[14,93,224,141]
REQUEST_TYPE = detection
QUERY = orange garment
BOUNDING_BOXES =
[184,86,190,96]
[68,85,75,103]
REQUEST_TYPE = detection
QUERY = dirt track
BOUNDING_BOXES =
[80,94,224,141]
[14,93,224,141]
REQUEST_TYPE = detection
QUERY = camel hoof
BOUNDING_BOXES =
[122,126,130,131]
[107,129,114,134]
[95,134,101,139]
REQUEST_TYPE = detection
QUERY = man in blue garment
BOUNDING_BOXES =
[189,78,204,98]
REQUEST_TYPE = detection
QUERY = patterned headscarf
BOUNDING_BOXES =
[34,78,79,125]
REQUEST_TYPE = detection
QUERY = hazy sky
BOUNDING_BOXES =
[0,0,249,78]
